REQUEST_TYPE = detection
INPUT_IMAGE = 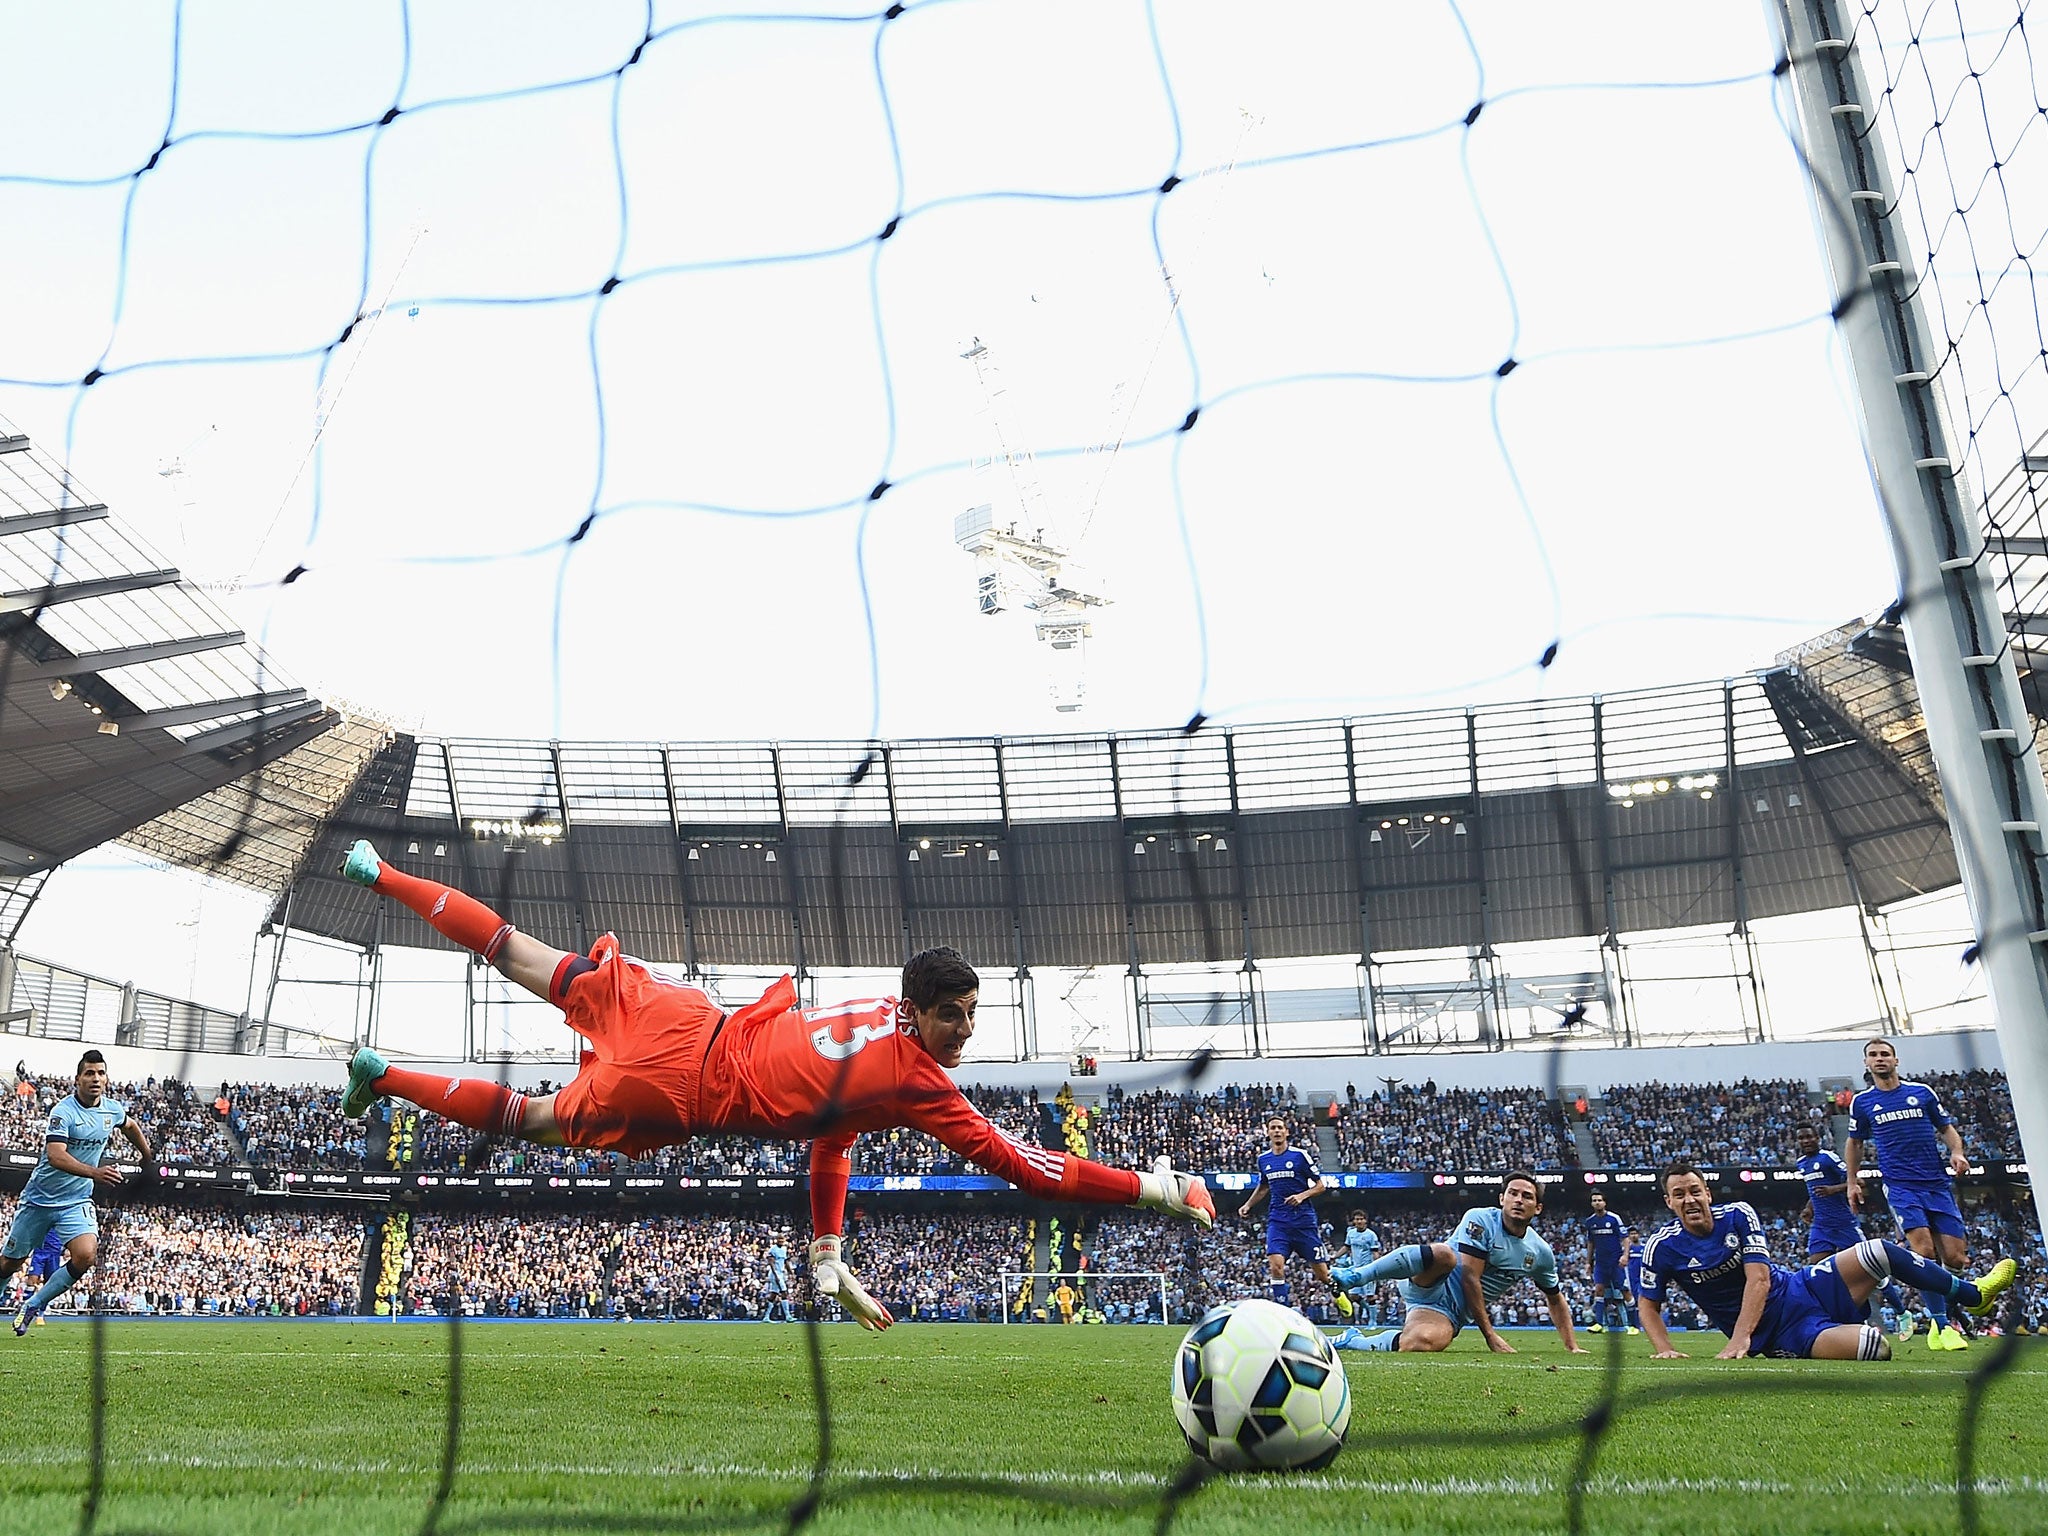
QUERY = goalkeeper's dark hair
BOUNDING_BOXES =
[1660,1161,1706,1193]
[901,946,979,1011]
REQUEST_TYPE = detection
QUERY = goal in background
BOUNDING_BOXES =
[998,1271,1170,1325]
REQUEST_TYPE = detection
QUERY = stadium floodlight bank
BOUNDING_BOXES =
[998,1272,1170,1324]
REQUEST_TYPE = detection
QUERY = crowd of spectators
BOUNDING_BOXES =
[1923,1070,2023,1158]
[231,1082,365,1168]
[1589,1079,1823,1168]
[19,1203,363,1316]
[403,1212,619,1317]
[1087,1082,1302,1172]
[1333,1082,1574,1171]
[5,1071,238,1165]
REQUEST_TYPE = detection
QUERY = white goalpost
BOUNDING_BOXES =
[997,1270,1170,1324]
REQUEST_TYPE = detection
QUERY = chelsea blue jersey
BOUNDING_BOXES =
[20,1093,127,1207]
[1583,1211,1625,1268]
[1257,1147,1322,1225]
[1638,1202,1782,1336]
[1449,1206,1561,1305]
[1797,1150,1857,1235]
[1849,1082,1954,1187]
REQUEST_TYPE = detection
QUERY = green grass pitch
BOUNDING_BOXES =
[0,1321,2041,1534]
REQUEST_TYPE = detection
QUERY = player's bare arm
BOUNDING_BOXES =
[1460,1254,1513,1354]
[1940,1123,1968,1177]
[1842,1135,1865,1211]
[44,1140,124,1188]
[1638,1294,1688,1358]
[118,1118,152,1163]
[1719,1263,1772,1360]
[1544,1288,1588,1353]
[1239,1182,1269,1219]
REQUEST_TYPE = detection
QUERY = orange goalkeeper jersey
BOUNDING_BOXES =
[696,975,1137,1234]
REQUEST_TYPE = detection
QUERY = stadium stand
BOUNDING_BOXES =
[1586,1079,1825,1168]
[1331,1082,1576,1171]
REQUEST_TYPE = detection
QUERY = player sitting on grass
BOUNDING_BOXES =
[1,1051,151,1335]
[334,840,1214,1329]
[1845,1039,1976,1351]
[1328,1171,1587,1355]
[1237,1117,1351,1318]
[1636,1165,2012,1361]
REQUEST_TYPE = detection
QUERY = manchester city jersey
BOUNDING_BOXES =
[1850,1082,1954,1186]
[1797,1150,1857,1235]
[21,1093,127,1207]
[1638,1202,1783,1336]
[1342,1225,1381,1267]
[1583,1211,1625,1268]
[1257,1147,1322,1223]
[1448,1206,1560,1305]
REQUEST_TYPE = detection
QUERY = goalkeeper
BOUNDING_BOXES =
[334,841,1214,1329]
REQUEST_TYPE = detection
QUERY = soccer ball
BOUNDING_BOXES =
[1170,1298,1350,1471]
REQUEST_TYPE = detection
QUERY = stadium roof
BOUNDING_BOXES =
[255,666,1955,972]
[0,421,362,890]
[0,425,1967,974]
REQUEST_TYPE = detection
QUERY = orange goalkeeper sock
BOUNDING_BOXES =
[372,865,514,963]
[373,1065,528,1137]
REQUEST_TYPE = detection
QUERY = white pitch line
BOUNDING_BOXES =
[3,1447,2044,1500]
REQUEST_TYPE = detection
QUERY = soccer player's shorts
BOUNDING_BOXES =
[3,1200,96,1262]
[1756,1260,1864,1358]
[1398,1268,1473,1334]
[1592,1261,1625,1293]
[1265,1217,1321,1262]
[1885,1181,1965,1241]
[1808,1223,1861,1258]
[550,934,722,1155]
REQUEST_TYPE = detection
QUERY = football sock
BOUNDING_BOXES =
[1853,1240,1978,1310]
[1882,1282,1908,1311]
[371,1065,528,1137]
[369,864,515,964]
[1352,1244,1431,1286]
[1269,1280,1291,1306]
[27,1260,83,1311]
[1359,1329,1401,1351]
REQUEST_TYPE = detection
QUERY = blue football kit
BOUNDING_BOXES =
[1400,1205,1560,1334]
[4,1093,127,1262]
[1584,1211,1627,1288]
[1797,1149,1861,1255]
[1850,1081,1963,1239]
[1638,1201,1864,1358]
[1256,1146,1325,1262]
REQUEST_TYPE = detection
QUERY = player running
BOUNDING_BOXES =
[1582,1190,1633,1335]
[1844,1039,1974,1350]
[1795,1122,1913,1343]
[334,841,1214,1329]
[1329,1171,1587,1354]
[1,1051,151,1335]
[1237,1117,1351,1317]
[1327,1208,1382,1320]
[1636,1165,2011,1361]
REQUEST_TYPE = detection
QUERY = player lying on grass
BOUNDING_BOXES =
[2,1050,152,1335]
[1328,1171,1587,1354]
[1637,1165,2012,1361]
[334,840,1214,1328]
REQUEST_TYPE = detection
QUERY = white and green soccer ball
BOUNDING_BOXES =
[1170,1298,1351,1471]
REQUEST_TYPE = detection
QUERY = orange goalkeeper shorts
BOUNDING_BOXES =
[550,934,721,1155]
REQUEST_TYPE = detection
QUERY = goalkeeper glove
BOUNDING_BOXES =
[1134,1156,1216,1229]
[808,1235,893,1331]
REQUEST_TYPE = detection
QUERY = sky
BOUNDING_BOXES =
[0,0,2011,1055]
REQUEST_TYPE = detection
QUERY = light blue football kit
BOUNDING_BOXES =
[4,1093,127,1262]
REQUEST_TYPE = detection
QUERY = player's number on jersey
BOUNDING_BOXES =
[809,1009,898,1062]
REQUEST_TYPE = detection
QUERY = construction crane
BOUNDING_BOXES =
[953,336,1111,713]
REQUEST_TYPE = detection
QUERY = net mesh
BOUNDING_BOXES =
[0,1,2041,1531]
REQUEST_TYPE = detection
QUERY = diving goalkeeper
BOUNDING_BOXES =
[334,840,1214,1328]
